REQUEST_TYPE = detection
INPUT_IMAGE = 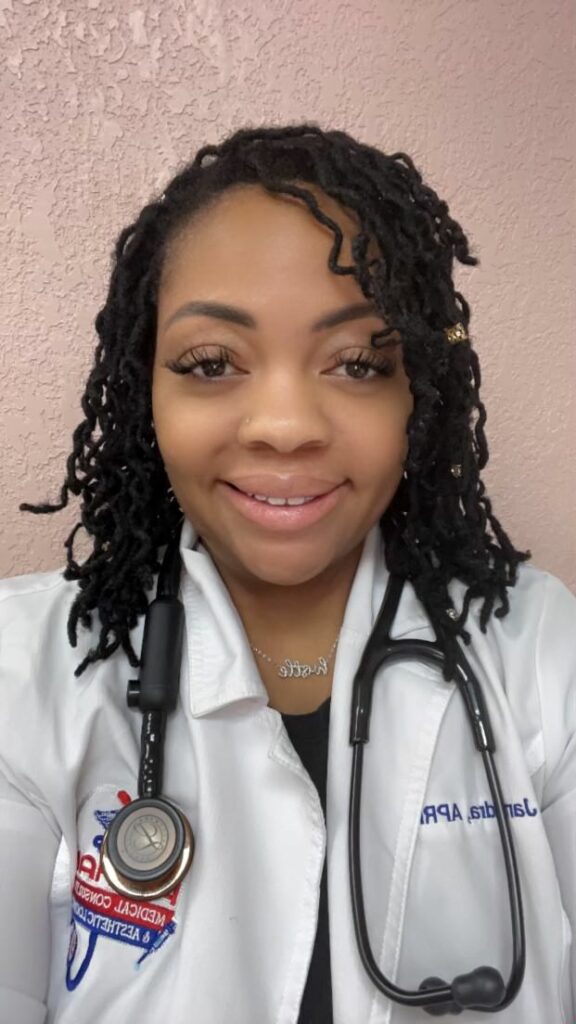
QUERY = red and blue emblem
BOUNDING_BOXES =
[66,789,181,990]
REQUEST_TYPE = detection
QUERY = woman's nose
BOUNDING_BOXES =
[237,379,332,452]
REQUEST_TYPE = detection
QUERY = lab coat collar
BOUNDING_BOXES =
[177,517,431,717]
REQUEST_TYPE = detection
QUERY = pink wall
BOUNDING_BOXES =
[1,0,575,589]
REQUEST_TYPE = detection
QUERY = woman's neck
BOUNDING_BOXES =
[208,541,363,713]
[255,658,335,714]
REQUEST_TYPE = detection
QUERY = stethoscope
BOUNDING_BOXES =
[100,523,526,1016]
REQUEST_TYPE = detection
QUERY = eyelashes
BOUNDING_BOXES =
[165,346,232,378]
[331,350,396,380]
[165,346,396,382]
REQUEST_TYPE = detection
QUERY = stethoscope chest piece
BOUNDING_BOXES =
[100,797,194,900]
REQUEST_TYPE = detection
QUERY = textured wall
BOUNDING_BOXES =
[1,0,575,588]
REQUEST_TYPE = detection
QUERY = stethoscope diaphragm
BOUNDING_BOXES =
[100,797,194,900]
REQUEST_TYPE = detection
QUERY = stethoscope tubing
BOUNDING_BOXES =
[347,601,526,1011]
[112,529,526,1014]
[479,747,525,1008]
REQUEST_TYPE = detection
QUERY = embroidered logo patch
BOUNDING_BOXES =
[66,789,182,990]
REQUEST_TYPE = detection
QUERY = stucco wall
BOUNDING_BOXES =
[1,0,575,588]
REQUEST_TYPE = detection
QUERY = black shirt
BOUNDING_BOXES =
[282,699,333,1024]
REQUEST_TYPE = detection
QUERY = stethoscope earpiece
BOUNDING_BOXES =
[101,796,194,900]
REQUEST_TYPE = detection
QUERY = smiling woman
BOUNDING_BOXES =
[19,125,522,687]
[150,185,414,711]
[3,125,575,1024]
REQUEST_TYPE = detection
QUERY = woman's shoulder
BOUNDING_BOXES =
[447,561,576,712]
[0,566,72,604]
[509,560,574,603]
[454,561,576,758]
[0,567,81,678]
[504,561,576,680]
[506,561,575,647]
[0,567,106,704]
[0,565,139,795]
[0,566,85,643]
[450,560,576,641]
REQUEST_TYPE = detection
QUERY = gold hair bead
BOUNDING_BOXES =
[444,322,468,345]
[450,464,463,478]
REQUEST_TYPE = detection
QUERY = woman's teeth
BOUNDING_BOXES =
[248,493,316,506]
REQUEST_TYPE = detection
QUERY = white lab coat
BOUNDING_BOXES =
[0,519,574,1024]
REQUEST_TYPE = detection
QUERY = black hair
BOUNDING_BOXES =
[20,123,529,680]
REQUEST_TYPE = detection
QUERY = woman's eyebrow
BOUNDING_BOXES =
[161,300,379,333]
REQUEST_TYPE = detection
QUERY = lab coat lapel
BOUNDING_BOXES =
[177,517,457,1022]
[178,518,269,715]
[172,518,327,1021]
[326,527,457,1024]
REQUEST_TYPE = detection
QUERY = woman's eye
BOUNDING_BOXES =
[331,352,395,380]
[165,347,237,379]
[165,347,395,381]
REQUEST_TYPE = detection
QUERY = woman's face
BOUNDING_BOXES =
[152,184,413,591]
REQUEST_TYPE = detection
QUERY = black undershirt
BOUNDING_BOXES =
[282,699,333,1024]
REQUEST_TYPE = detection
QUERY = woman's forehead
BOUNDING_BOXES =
[160,183,365,288]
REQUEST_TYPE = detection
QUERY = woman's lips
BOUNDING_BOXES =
[220,481,346,532]
[227,474,342,499]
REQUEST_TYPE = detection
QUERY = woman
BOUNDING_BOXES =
[0,124,574,1023]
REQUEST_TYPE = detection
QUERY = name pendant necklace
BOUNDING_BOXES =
[250,632,340,678]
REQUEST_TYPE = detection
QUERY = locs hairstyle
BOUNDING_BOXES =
[21,123,529,680]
